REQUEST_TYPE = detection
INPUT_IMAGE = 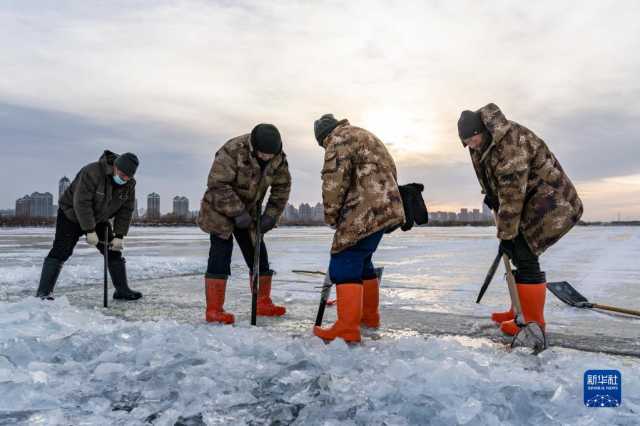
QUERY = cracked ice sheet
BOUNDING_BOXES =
[0,298,638,425]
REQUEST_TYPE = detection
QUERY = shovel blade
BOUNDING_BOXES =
[547,281,589,307]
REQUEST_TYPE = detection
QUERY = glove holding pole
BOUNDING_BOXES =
[86,231,100,247]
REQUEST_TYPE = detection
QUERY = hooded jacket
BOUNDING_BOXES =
[321,120,405,253]
[469,104,583,255]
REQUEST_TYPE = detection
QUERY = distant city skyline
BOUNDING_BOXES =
[13,174,498,219]
[8,178,640,224]
[10,174,640,223]
[15,191,55,218]
[172,196,190,219]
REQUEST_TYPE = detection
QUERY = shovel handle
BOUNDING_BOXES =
[293,270,326,276]
[591,303,640,317]
[502,255,523,317]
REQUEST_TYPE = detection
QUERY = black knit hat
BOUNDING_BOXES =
[314,114,339,146]
[251,124,282,155]
[457,110,486,143]
[114,152,139,177]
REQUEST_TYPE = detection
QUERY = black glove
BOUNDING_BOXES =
[260,214,277,233]
[399,183,428,231]
[483,194,499,211]
[234,211,252,229]
[499,239,515,259]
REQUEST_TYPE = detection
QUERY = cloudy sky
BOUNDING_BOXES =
[1,0,639,220]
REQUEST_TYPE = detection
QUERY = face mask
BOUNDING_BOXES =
[113,175,126,186]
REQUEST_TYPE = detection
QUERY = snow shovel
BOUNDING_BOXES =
[502,255,547,353]
[103,227,109,308]
[311,267,384,327]
[547,281,640,317]
[250,202,263,326]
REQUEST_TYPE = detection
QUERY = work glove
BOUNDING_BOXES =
[111,236,124,251]
[86,231,99,247]
[260,214,277,233]
[234,211,252,229]
[499,239,515,259]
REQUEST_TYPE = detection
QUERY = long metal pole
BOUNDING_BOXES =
[103,227,108,308]
[250,203,262,326]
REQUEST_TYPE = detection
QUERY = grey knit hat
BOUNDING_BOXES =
[314,114,340,146]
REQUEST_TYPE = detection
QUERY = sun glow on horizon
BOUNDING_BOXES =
[361,107,437,156]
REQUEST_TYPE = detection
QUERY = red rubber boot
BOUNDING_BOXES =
[491,307,515,325]
[361,277,380,328]
[251,274,286,317]
[205,277,235,324]
[500,282,546,336]
[313,284,363,343]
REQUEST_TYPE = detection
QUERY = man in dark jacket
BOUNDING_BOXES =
[36,151,142,300]
[458,104,583,335]
[197,124,291,324]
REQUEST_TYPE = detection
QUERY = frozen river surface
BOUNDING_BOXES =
[0,226,638,425]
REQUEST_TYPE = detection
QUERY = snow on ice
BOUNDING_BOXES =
[0,297,638,425]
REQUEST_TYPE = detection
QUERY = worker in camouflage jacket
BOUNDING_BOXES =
[197,124,291,324]
[458,103,583,336]
[36,151,142,301]
[312,114,405,343]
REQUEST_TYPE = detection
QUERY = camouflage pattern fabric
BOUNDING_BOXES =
[59,150,136,236]
[197,134,291,239]
[469,103,583,255]
[321,120,405,253]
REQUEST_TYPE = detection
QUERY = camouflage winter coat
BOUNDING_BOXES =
[321,120,405,253]
[469,104,583,255]
[197,134,291,239]
[59,150,136,236]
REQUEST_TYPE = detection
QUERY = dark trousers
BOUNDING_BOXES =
[48,209,121,263]
[206,228,270,278]
[329,230,384,285]
[511,234,544,283]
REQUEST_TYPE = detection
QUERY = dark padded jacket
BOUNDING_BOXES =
[59,150,136,236]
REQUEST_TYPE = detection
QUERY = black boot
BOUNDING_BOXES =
[36,257,63,299]
[108,258,142,300]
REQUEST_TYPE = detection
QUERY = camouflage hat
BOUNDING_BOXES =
[314,114,339,146]
[457,110,486,144]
